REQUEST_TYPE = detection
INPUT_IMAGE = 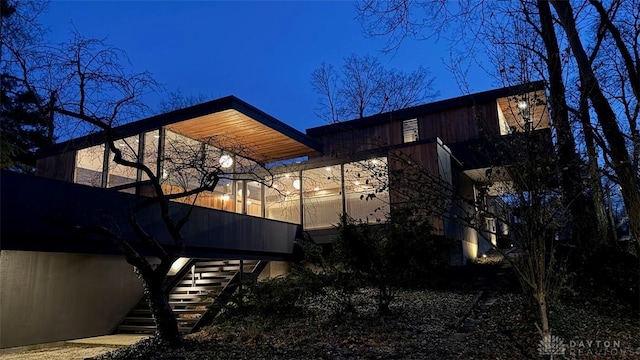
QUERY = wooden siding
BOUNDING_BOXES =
[388,142,444,235]
[35,151,76,182]
[311,120,401,159]
[311,102,499,161]
[419,102,499,143]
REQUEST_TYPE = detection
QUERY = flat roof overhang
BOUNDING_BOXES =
[38,96,323,163]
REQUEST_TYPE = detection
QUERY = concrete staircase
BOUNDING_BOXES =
[117,259,260,334]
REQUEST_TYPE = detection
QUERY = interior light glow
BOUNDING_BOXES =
[293,179,301,190]
[219,155,233,169]
[221,194,230,201]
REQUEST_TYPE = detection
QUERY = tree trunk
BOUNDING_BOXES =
[537,0,596,252]
[551,1,640,249]
[579,93,614,246]
[535,292,551,340]
[145,271,181,346]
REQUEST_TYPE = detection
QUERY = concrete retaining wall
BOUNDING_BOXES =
[0,251,143,348]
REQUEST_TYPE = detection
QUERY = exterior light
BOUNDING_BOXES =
[219,155,233,169]
[482,254,487,258]
[293,179,301,190]
[517,100,528,110]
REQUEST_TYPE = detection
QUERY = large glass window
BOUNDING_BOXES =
[142,130,160,180]
[265,173,300,224]
[161,130,234,209]
[107,135,140,191]
[344,157,389,224]
[246,181,263,217]
[235,180,263,216]
[75,144,105,187]
[302,165,343,229]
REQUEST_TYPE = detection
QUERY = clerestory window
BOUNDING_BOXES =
[402,118,419,143]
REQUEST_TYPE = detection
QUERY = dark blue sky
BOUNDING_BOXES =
[40,1,495,131]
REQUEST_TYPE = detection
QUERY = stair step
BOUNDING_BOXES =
[118,325,192,334]
[122,317,157,323]
[183,273,232,280]
[168,294,210,300]
[132,308,206,315]
[117,259,263,336]
[194,260,228,266]
[171,286,218,294]
[195,259,257,266]
[121,316,200,325]
[169,301,211,307]
[177,279,226,286]
[194,266,241,273]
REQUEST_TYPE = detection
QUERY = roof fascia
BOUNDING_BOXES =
[306,81,546,137]
[38,95,323,158]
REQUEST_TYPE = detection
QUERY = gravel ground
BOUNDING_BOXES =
[8,273,638,360]
[93,288,485,359]
[90,284,639,360]
[0,346,114,360]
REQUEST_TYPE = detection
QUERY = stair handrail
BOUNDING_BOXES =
[189,260,268,333]
[165,258,198,291]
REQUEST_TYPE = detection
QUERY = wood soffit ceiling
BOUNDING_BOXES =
[166,109,320,163]
[497,90,550,130]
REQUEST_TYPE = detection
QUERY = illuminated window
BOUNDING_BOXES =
[75,144,105,187]
[402,119,419,143]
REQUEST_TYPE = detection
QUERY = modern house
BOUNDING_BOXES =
[0,81,551,348]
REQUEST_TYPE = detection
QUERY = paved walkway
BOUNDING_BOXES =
[0,335,148,360]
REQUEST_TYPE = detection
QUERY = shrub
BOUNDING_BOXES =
[220,265,324,320]
[329,209,454,314]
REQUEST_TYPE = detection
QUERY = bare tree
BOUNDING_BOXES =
[3,5,280,344]
[311,54,437,123]
[158,89,208,114]
[356,0,640,250]
[356,0,640,345]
